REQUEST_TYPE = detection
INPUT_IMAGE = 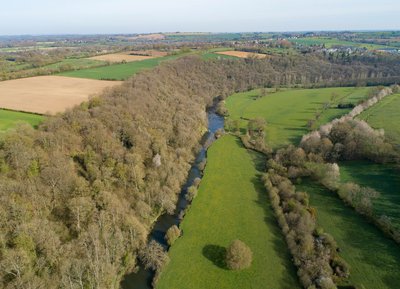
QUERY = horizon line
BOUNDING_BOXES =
[1,29,400,38]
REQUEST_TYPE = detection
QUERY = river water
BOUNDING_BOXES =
[121,105,224,289]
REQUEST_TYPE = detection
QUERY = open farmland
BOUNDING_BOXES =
[1,58,107,80]
[0,76,121,114]
[289,37,394,49]
[0,109,43,130]
[298,181,400,289]
[59,53,184,80]
[89,53,154,63]
[225,87,369,148]
[157,135,300,289]
[88,50,168,63]
[42,58,105,71]
[215,50,268,58]
[359,93,400,145]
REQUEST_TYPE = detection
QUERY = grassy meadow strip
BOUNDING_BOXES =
[157,135,300,289]
[225,87,369,148]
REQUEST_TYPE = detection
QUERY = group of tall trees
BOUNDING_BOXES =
[1,52,400,289]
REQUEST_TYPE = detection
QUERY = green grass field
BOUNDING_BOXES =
[44,58,105,70]
[298,181,400,289]
[340,161,400,231]
[58,49,238,80]
[1,57,105,76]
[0,109,44,131]
[157,135,300,289]
[59,54,184,80]
[290,37,393,50]
[199,52,236,60]
[225,87,369,148]
[359,93,400,145]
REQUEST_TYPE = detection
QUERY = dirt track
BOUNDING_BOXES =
[0,76,122,115]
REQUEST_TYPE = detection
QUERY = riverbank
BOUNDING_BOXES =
[121,104,224,289]
[156,135,300,289]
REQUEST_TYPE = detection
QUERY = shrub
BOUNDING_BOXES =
[185,185,198,202]
[225,240,253,270]
[165,225,181,246]
[215,128,224,139]
[247,118,266,136]
[319,277,337,289]
[139,240,169,271]
[198,159,207,171]
[216,101,228,116]
[192,177,201,188]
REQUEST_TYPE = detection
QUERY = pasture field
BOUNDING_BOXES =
[359,93,400,145]
[59,50,230,80]
[298,181,400,289]
[43,58,105,70]
[289,37,393,49]
[215,50,268,58]
[59,53,184,80]
[200,52,237,60]
[0,109,43,131]
[87,50,168,63]
[0,45,77,53]
[157,135,300,289]
[197,47,238,60]
[340,161,400,231]
[225,87,369,148]
[88,53,154,63]
[0,58,106,79]
[0,76,122,114]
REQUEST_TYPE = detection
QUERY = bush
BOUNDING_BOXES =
[139,240,169,271]
[165,225,181,246]
[193,177,201,188]
[198,159,207,171]
[185,185,198,202]
[319,277,337,289]
[225,240,252,270]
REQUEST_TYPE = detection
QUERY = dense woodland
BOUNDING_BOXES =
[1,54,400,289]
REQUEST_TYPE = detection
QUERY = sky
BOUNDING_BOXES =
[0,0,399,35]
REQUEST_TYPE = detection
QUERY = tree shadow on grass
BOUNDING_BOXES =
[202,245,227,270]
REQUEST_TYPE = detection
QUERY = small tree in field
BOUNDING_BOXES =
[225,240,252,270]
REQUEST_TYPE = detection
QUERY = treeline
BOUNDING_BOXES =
[277,116,400,244]
[1,54,400,289]
[262,115,400,287]
[263,169,348,289]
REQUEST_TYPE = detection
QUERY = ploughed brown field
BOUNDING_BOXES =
[88,50,168,63]
[0,76,122,115]
[216,50,268,59]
